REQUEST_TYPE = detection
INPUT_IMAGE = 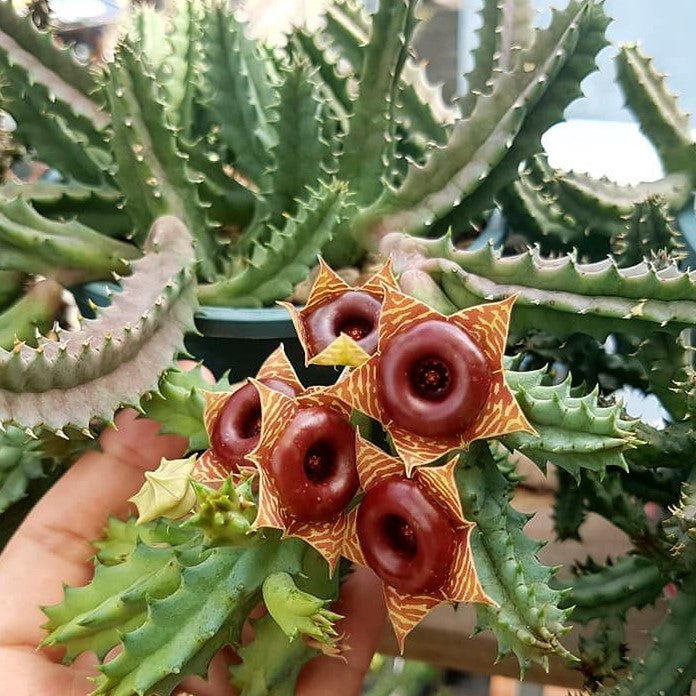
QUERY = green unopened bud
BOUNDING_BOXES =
[262,572,342,649]
[129,455,197,524]
[186,477,257,543]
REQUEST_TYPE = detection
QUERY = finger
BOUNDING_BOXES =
[297,567,386,696]
[177,648,238,696]
[0,410,188,651]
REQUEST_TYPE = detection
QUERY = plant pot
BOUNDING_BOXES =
[72,283,339,384]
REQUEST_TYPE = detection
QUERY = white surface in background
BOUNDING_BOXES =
[50,0,114,22]
[613,386,668,429]
[542,120,665,185]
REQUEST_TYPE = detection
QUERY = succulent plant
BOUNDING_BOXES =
[2,0,696,694]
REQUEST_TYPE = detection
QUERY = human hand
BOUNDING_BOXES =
[0,368,386,696]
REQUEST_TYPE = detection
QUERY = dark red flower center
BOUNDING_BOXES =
[412,358,451,399]
[383,514,418,558]
[304,441,337,483]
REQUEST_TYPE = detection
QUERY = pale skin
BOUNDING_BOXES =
[0,366,386,696]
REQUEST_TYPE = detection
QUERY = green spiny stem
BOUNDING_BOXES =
[356,0,609,240]
[620,466,684,509]
[201,2,278,184]
[0,270,24,311]
[239,58,333,251]
[139,366,230,451]
[180,139,256,230]
[106,40,218,279]
[553,168,692,221]
[128,3,169,70]
[0,423,44,514]
[198,181,347,308]
[0,181,131,239]
[42,541,184,663]
[502,362,637,480]
[0,278,63,350]
[324,0,456,143]
[626,421,696,471]
[93,537,307,696]
[459,0,504,118]
[0,70,109,185]
[616,43,696,180]
[557,555,664,624]
[186,478,257,545]
[337,0,414,207]
[230,615,319,696]
[461,0,535,121]
[599,569,696,696]
[160,0,203,137]
[0,0,106,128]
[458,443,575,674]
[553,468,586,541]
[384,233,696,340]
[580,472,671,564]
[0,215,197,432]
[498,175,591,253]
[634,331,690,421]
[613,198,685,269]
[0,197,139,283]
[577,615,629,690]
[290,30,352,130]
[365,658,441,696]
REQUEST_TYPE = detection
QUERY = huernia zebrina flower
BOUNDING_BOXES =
[279,258,399,368]
[342,436,494,651]
[193,345,303,486]
[329,284,535,474]
[246,379,359,572]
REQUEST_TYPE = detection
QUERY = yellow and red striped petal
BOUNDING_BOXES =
[256,344,304,392]
[307,333,371,368]
[355,436,407,490]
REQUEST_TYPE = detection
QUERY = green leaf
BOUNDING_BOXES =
[230,615,319,696]
[0,215,197,432]
[106,40,218,279]
[201,3,278,184]
[0,197,139,282]
[458,443,575,674]
[616,44,696,179]
[198,181,347,307]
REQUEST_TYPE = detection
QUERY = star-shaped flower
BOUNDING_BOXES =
[342,437,494,651]
[278,258,399,368]
[192,345,304,486]
[329,285,535,474]
[246,380,358,573]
